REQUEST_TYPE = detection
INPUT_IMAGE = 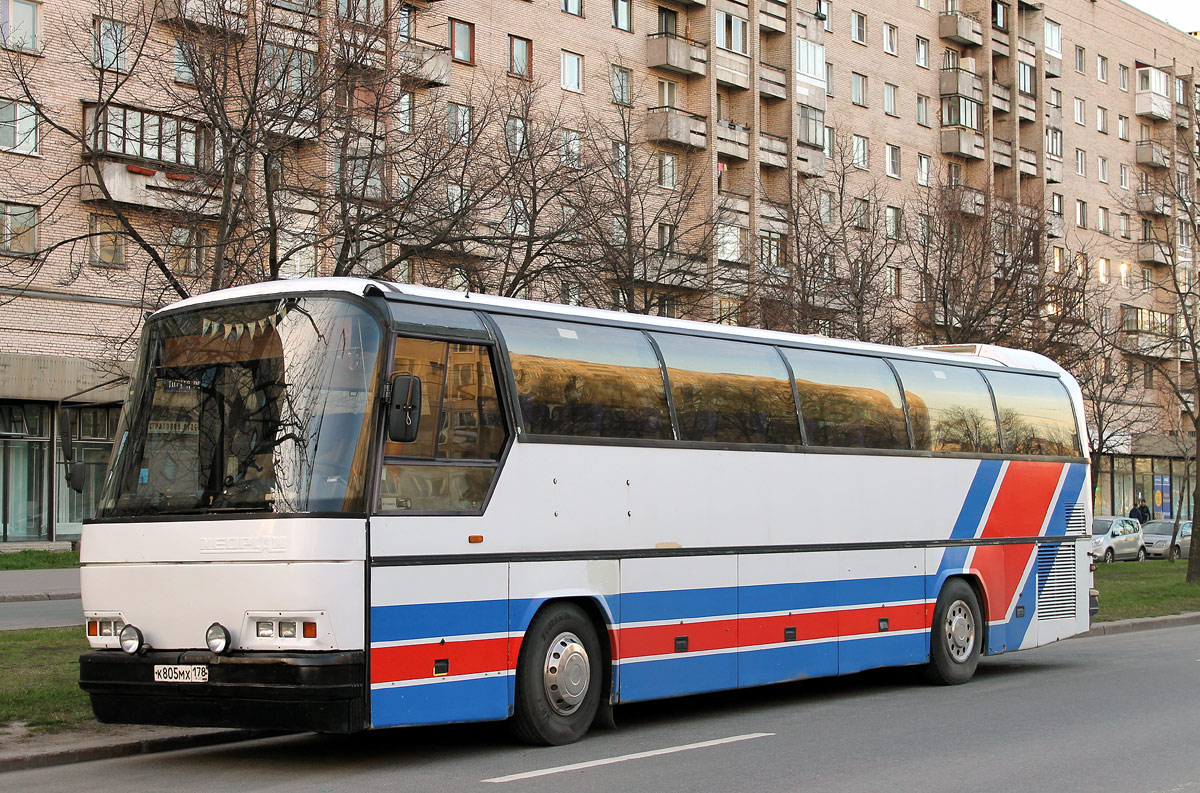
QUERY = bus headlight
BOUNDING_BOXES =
[206,623,231,655]
[119,624,144,655]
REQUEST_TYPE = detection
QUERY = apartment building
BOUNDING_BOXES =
[1,0,1199,540]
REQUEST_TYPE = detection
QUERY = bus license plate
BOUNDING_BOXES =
[153,665,209,683]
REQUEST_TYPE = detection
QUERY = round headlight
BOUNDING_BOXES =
[206,623,231,655]
[119,624,144,655]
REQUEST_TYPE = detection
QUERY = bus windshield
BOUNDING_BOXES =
[98,296,382,518]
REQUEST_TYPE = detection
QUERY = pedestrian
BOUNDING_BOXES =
[1139,500,1151,524]
[1129,504,1142,523]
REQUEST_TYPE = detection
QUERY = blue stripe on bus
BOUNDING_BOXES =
[738,641,837,687]
[621,586,737,624]
[371,677,510,728]
[934,460,1005,586]
[618,653,739,702]
[737,576,926,616]
[837,632,929,673]
[371,599,509,643]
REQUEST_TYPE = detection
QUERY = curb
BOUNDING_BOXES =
[0,593,81,604]
[1082,611,1200,637]
[0,729,282,774]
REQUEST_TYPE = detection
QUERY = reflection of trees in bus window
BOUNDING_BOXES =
[495,316,672,440]
[653,333,799,445]
[782,349,908,449]
[983,371,1080,456]
[891,361,1000,453]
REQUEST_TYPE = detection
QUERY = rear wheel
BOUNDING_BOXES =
[1137,547,1146,562]
[511,602,602,746]
[925,579,982,686]
[1103,548,1115,564]
[1170,546,1180,562]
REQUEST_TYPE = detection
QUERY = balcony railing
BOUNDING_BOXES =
[939,11,983,47]
[645,106,708,148]
[647,31,708,78]
[1136,139,1171,168]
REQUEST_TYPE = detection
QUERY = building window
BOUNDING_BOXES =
[1075,148,1086,176]
[717,223,742,261]
[1120,163,1129,189]
[887,266,901,296]
[1052,247,1063,272]
[916,94,930,126]
[561,51,583,92]
[87,104,203,167]
[612,0,631,31]
[884,83,898,116]
[1074,45,1085,74]
[0,202,36,255]
[851,11,867,44]
[819,190,834,223]
[173,40,195,85]
[1177,77,1187,105]
[883,23,898,55]
[885,205,901,238]
[853,198,869,230]
[611,140,628,178]
[2,0,38,50]
[89,215,124,267]
[1098,206,1109,234]
[798,104,824,147]
[798,39,826,83]
[562,0,581,16]
[818,1,832,31]
[851,134,868,169]
[93,18,127,72]
[1118,114,1128,140]
[0,99,38,154]
[1097,106,1108,134]
[823,125,833,158]
[941,95,981,130]
[1119,63,1129,91]
[992,1,1008,31]
[851,72,867,106]
[658,78,678,108]
[1045,127,1062,159]
[885,143,900,178]
[560,129,581,169]
[1049,87,1061,108]
[657,222,675,253]
[1073,97,1084,125]
[505,116,527,156]
[610,65,631,105]
[1076,199,1087,228]
[1142,267,1153,291]
[509,36,531,79]
[658,152,676,188]
[1097,257,1108,283]
[1018,62,1035,96]
[1044,19,1061,57]
[1120,213,1131,238]
[1051,193,1063,215]
[1097,55,1108,82]
[169,226,203,275]
[1098,156,1108,183]
[447,102,472,144]
[449,18,474,64]
[825,62,833,95]
[716,10,748,55]
[917,153,930,186]
[915,36,929,68]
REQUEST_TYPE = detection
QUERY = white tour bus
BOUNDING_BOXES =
[76,278,1092,745]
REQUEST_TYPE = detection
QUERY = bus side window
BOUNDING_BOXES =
[493,315,672,440]
[890,362,1000,453]
[981,370,1081,457]
[652,333,800,445]
[379,338,506,513]
[781,349,908,450]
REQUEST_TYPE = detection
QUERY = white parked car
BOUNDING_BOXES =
[1091,516,1145,563]
[1141,520,1192,560]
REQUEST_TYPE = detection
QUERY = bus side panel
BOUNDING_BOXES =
[736,552,839,687]
[836,549,929,674]
[618,556,737,702]
[369,562,511,727]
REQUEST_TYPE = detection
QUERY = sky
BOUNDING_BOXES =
[1125,0,1200,33]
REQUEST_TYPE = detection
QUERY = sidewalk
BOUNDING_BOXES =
[1,611,1198,774]
[0,569,81,603]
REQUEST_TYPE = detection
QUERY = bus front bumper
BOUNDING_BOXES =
[79,649,366,734]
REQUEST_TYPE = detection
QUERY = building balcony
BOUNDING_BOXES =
[80,159,227,216]
[951,185,985,215]
[645,106,707,148]
[715,120,750,160]
[991,27,1011,58]
[1045,104,1063,129]
[758,131,787,168]
[1016,36,1036,63]
[1136,139,1171,168]
[1045,156,1063,183]
[1124,331,1178,359]
[940,66,983,98]
[646,32,708,78]
[1017,92,1036,123]
[939,11,984,47]
[158,0,247,33]
[1137,191,1173,216]
[991,82,1011,113]
[941,127,985,159]
[796,146,826,177]
[758,61,787,100]
[992,137,1013,168]
[714,49,750,89]
[635,254,707,290]
[1047,213,1065,238]
[759,0,787,34]
[718,189,751,217]
[1018,147,1037,177]
[1044,52,1062,78]
[337,25,387,70]
[1139,240,1170,264]
[1176,104,1192,128]
[398,38,451,87]
[1136,90,1172,120]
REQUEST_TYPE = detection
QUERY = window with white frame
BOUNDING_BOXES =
[819,190,834,223]
[883,23,897,55]
[612,0,631,31]
[818,1,831,31]
[1097,55,1108,82]
[93,19,128,71]
[1097,106,1108,134]
[1098,206,1109,234]
[798,39,825,84]
[1075,199,1087,228]
[0,99,38,154]
[562,0,581,16]
[851,11,867,44]
[610,66,631,105]
[0,202,36,255]
[561,51,583,92]
[448,102,472,144]
[1119,64,1129,91]
[1074,45,1085,74]
[717,223,742,261]
[887,266,901,296]
[1075,148,1086,176]
[916,94,930,126]
[1098,156,1108,183]
[885,205,901,238]
[885,143,900,178]
[658,152,676,188]
[1120,213,1131,238]
[89,214,124,267]
[1044,19,1061,57]
[1073,97,1084,125]
[716,10,748,54]
[2,0,38,50]
[823,125,833,158]
[1051,193,1063,215]
[1045,127,1062,160]
[916,36,929,68]
[1097,257,1109,283]
[853,198,869,230]
[884,83,898,116]
[561,129,581,169]
[852,134,868,169]
[1118,114,1128,140]
[658,78,679,108]
[852,72,867,106]
[917,153,930,185]
[610,140,628,178]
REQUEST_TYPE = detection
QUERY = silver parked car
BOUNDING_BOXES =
[1141,520,1192,560]
[1091,516,1145,562]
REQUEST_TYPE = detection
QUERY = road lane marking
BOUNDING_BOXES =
[484,733,774,783]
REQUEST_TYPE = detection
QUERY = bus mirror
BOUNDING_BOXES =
[66,462,86,494]
[388,374,422,444]
[57,408,75,463]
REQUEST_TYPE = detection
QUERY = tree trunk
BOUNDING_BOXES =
[1189,426,1200,583]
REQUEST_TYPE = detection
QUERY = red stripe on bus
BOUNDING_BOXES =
[370,637,518,684]
[617,618,738,658]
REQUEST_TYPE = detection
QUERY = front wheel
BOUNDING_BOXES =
[925,579,982,685]
[511,602,602,746]
[1171,546,1181,562]
[1103,548,1115,564]
[1137,547,1146,562]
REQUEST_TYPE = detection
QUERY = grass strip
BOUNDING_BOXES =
[0,550,80,571]
[0,627,93,734]
[1093,559,1200,622]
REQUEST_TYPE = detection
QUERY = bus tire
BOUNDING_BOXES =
[511,602,602,746]
[925,579,982,686]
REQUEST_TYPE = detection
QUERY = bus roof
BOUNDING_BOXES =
[152,277,1069,377]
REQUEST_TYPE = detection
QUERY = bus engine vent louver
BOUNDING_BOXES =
[1036,542,1077,620]
[1062,503,1088,535]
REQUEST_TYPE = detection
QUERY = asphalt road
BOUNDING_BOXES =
[0,598,84,630]
[8,626,1200,793]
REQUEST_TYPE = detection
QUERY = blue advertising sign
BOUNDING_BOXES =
[1154,474,1172,520]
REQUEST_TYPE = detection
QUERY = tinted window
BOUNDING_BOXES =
[983,370,1080,456]
[496,315,672,440]
[892,361,1000,453]
[782,349,908,449]
[653,334,799,445]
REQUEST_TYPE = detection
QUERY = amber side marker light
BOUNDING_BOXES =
[302,621,317,639]
[87,621,99,637]
[468,535,484,544]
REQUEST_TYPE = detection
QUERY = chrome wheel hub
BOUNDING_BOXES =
[543,631,590,715]
[944,599,975,663]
